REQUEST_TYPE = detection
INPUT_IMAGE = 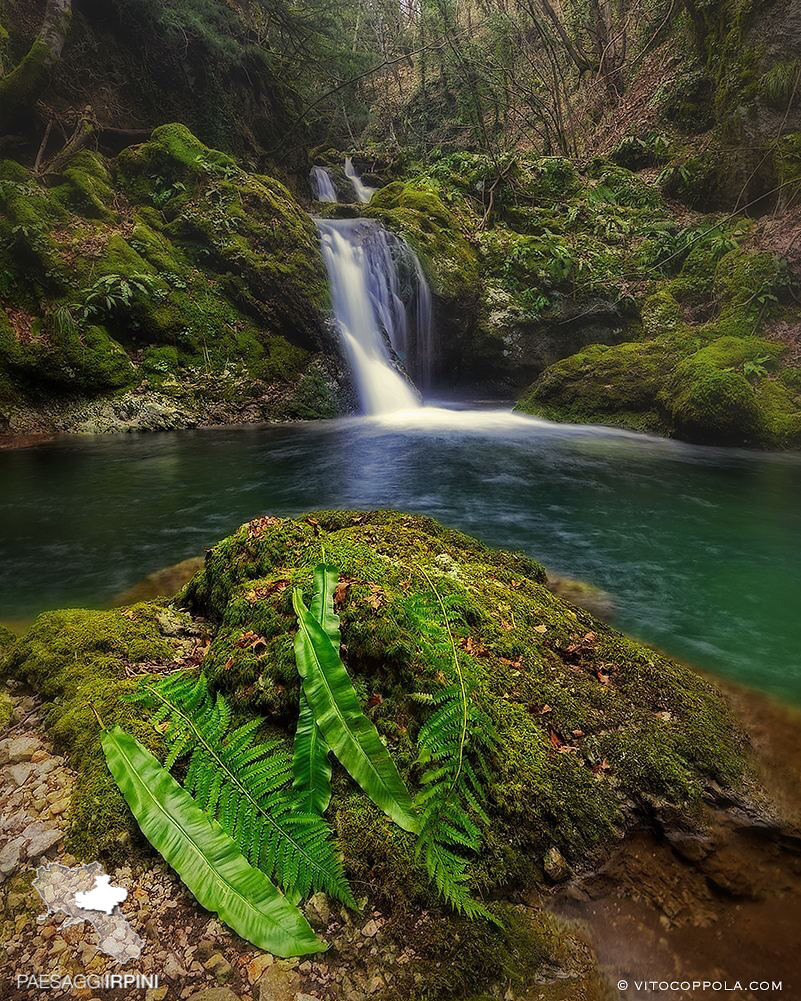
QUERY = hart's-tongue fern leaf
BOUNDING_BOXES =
[132,673,355,908]
[292,564,338,814]
[415,568,500,924]
[293,571,419,834]
[101,725,326,956]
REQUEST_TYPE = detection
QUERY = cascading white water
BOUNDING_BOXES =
[310,166,338,202]
[316,218,434,414]
[344,156,376,204]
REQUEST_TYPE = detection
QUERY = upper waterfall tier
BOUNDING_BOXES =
[344,157,376,204]
[316,219,434,414]
[310,166,338,202]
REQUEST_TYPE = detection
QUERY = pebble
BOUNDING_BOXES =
[8,762,34,786]
[0,837,25,878]
[203,951,233,982]
[7,736,41,762]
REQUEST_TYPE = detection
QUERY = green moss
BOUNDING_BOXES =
[0,690,13,734]
[0,36,64,131]
[515,339,675,432]
[52,151,116,221]
[4,512,747,995]
[394,904,585,1001]
[754,377,801,443]
[184,510,743,887]
[366,181,479,300]
[642,289,683,336]
[665,344,760,442]
[117,123,237,205]
[0,159,67,286]
[0,604,188,860]
[659,153,726,211]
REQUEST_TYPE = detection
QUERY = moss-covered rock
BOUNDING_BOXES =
[0,125,348,432]
[0,603,202,860]
[2,511,746,997]
[366,181,479,301]
[515,228,801,446]
[516,339,674,433]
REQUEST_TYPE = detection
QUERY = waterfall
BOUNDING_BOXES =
[310,166,338,202]
[344,156,376,204]
[316,218,434,414]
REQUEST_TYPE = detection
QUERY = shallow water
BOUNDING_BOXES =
[1,406,800,702]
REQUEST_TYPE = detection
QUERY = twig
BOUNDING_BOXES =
[34,118,54,173]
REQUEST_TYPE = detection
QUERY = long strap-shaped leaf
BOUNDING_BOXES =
[292,694,332,815]
[101,725,327,957]
[293,588,419,834]
[310,564,341,647]
[293,565,339,814]
[141,679,353,906]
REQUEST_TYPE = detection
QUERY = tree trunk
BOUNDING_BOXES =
[0,0,72,132]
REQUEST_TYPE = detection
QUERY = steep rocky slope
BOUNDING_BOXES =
[0,125,352,433]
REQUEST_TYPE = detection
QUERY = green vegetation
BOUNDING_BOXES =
[132,671,354,906]
[101,724,326,956]
[0,125,342,431]
[293,582,418,834]
[1,511,747,995]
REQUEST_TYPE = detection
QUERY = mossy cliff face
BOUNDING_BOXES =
[0,124,349,433]
[1,511,746,998]
[516,239,801,445]
[351,148,799,442]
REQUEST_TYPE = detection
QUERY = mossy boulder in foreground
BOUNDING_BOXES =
[1,512,747,998]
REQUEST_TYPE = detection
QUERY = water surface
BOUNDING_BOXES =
[1,407,800,702]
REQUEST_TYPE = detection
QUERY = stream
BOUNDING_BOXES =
[1,408,800,703]
[2,167,800,708]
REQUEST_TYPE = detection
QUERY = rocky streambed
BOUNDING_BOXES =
[1,511,799,1001]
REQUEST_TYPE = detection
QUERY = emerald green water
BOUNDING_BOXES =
[1,408,800,702]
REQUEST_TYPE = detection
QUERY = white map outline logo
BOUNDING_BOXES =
[32,862,142,963]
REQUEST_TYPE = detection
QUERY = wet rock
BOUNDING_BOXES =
[543,846,570,882]
[664,829,714,863]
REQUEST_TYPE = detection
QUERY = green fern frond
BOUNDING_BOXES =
[414,568,500,925]
[132,672,355,908]
[292,564,338,815]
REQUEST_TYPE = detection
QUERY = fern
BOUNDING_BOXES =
[292,564,338,815]
[415,568,499,924]
[132,672,355,908]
